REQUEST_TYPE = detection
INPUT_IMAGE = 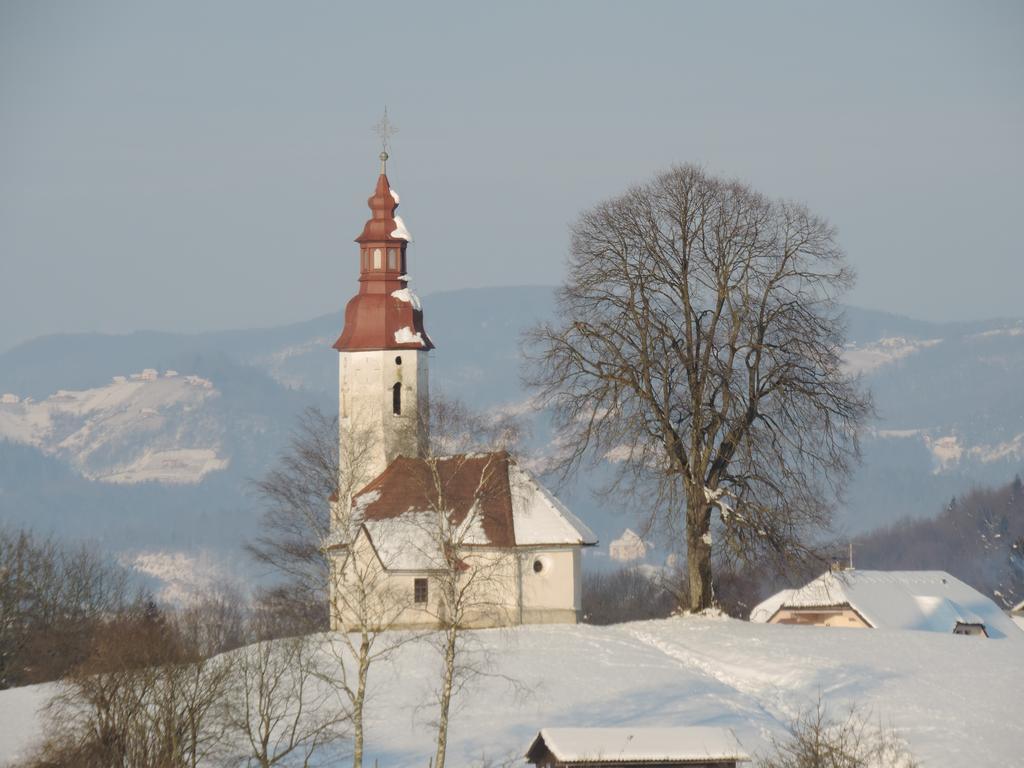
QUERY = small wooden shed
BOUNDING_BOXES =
[525,727,749,768]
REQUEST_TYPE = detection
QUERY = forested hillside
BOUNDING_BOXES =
[852,475,1024,609]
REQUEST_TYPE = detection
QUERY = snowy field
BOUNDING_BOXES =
[1,616,1021,766]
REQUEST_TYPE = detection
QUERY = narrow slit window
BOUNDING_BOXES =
[392,382,401,415]
[414,578,428,604]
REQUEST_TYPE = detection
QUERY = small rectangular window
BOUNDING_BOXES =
[373,248,382,269]
[414,578,428,604]
[387,248,398,270]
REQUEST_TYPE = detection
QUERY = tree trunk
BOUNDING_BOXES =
[434,627,456,768]
[686,492,713,612]
[352,636,370,768]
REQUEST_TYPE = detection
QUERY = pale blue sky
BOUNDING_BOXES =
[1,1,1022,352]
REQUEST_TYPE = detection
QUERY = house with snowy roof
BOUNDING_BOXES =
[609,528,648,563]
[324,153,596,630]
[749,569,1020,638]
[525,727,749,767]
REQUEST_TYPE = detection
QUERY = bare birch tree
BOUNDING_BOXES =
[222,616,347,768]
[526,164,871,611]
[324,507,418,768]
[326,397,520,768]
[249,408,343,632]
[415,403,523,768]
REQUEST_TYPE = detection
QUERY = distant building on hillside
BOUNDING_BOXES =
[750,569,1020,638]
[525,727,749,767]
[609,528,647,562]
[0,393,19,404]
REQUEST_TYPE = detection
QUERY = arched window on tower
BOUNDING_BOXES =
[392,382,401,416]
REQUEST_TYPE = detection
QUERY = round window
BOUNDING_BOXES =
[395,356,402,365]
[533,559,544,574]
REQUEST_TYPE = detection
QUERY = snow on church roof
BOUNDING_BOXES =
[752,570,1021,638]
[331,452,596,570]
[509,461,597,546]
[526,727,749,764]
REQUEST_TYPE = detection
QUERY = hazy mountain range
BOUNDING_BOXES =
[1,286,1022,595]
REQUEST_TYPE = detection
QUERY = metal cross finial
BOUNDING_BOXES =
[373,107,398,173]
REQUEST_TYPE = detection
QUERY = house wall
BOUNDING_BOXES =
[769,607,870,628]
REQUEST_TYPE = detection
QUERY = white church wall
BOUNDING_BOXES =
[331,540,522,631]
[331,543,589,630]
[519,547,582,624]
[339,349,428,482]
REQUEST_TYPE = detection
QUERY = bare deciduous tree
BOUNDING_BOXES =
[326,396,522,768]
[324,504,417,768]
[223,615,347,768]
[526,164,871,611]
[758,697,919,768]
[0,527,136,688]
[248,408,341,633]
[30,604,234,768]
[251,402,414,767]
[414,403,523,768]
[581,566,677,625]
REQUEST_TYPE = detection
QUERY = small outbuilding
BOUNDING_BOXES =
[525,727,749,768]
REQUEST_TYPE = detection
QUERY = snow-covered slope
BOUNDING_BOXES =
[841,336,943,375]
[1,617,1021,767]
[0,371,226,484]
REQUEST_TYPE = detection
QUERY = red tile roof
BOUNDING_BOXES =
[354,451,516,547]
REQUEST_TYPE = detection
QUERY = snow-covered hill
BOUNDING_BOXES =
[1,616,1021,767]
[0,371,226,484]
[841,336,943,376]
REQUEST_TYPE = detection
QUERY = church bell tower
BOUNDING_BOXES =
[333,150,432,493]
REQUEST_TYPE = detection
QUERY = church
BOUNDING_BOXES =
[325,152,596,631]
